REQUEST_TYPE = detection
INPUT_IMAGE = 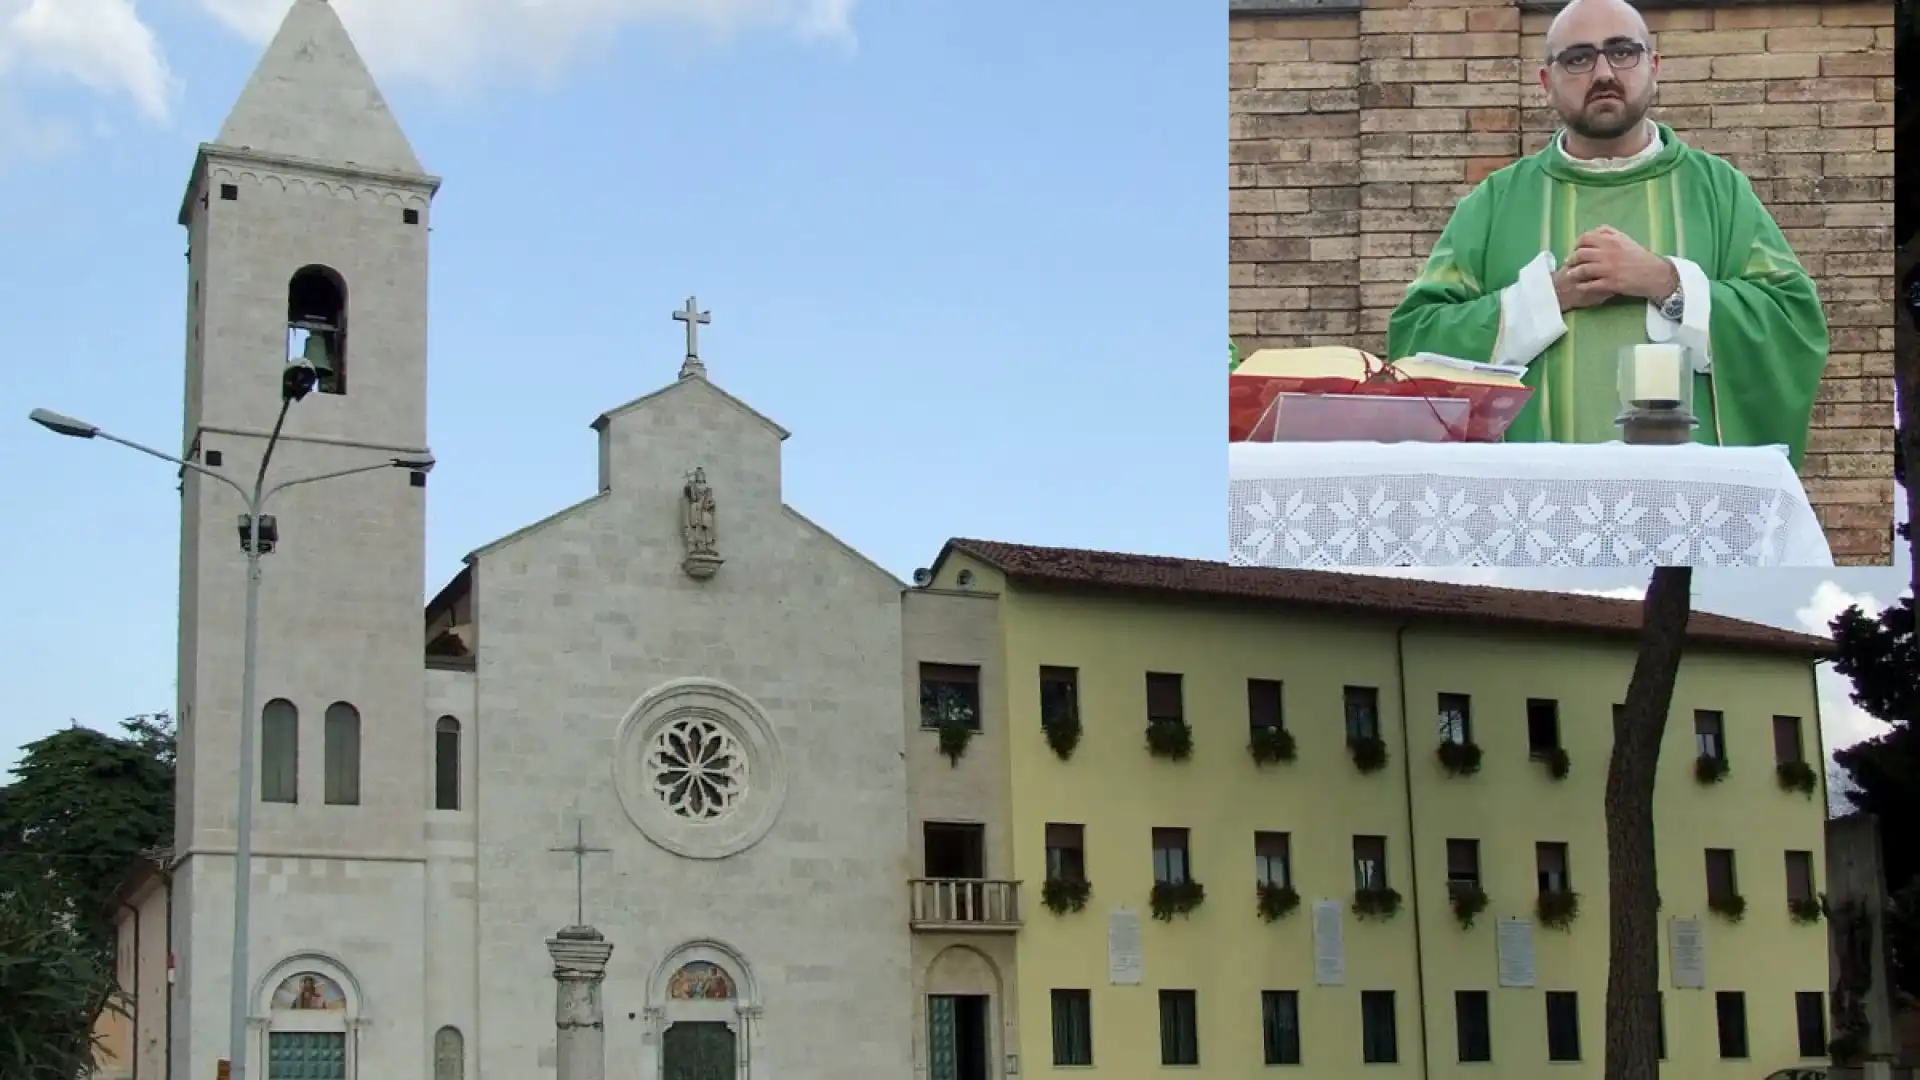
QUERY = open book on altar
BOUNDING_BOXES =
[1228,346,1535,443]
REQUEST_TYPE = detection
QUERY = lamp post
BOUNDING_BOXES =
[29,350,432,1080]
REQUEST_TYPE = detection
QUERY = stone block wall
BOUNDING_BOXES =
[1228,0,1897,564]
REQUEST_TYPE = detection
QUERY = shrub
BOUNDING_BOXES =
[1249,725,1297,765]
[1150,879,1206,922]
[1041,877,1091,915]
[1347,734,1388,773]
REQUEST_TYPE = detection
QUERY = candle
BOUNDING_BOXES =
[1630,344,1684,407]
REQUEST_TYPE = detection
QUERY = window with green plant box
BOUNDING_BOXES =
[1526,698,1561,755]
[1446,839,1488,928]
[919,663,981,730]
[1531,700,1571,779]
[1352,834,1400,918]
[1436,692,1480,775]
[1536,841,1570,894]
[1536,842,1577,929]
[1050,989,1092,1066]
[1255,831,1291,888]
[1254,831,1297,921]
[1344,685,1381,740]
[1042,823,1090,914]
[1545,991,1581,1062]
[1706,848,1743,919]
[1785,850,1819,921]
[1354,835,1388,891]
[1774,714,1817,794]
[1144,672,1191,760]
[1154,827,1190,883]
[1151,827,1203,919]
[1715,991,1749,1059]
[1247,678,1294,764]
[1158,989,1199,1066]
[1438,693,1472,743]
[1795,991,1827,1058]
[1694,708,1728,774]
[1344,685,1387,773]
[1261,990,1301,1065]
[1360,990,1398,1063]
[1454,990,1491,1063]
[1038,666,1080,758]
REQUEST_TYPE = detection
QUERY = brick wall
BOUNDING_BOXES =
[1229,0,1897,565]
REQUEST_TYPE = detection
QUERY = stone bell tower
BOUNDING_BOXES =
[171,2,440,1078]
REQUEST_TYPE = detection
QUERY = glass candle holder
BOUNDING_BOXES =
[1617,343,1695,416]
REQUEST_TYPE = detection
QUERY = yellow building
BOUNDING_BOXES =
[902,540,1833,1079]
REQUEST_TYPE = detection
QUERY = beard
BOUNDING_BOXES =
[1560,84,1650,140]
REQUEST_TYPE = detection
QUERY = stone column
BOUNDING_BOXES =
[548,926,615,1080]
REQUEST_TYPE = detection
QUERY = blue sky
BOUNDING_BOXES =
[0,0,1909,779]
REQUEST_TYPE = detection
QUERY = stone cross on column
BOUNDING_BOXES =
[548,926,615,1080]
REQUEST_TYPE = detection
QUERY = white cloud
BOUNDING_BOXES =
[1796,579,1896,757]
[0,0,174,118]
[1568,585,1645,601]
[195,0,857,91]
[0,0,852,166]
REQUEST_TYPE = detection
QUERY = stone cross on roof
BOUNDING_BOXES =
[550,817,610,928]
[674,296,712,380]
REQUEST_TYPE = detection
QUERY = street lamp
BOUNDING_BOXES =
[30,379,431,1080]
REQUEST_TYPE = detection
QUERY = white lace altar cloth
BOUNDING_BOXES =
[1228,441,1832,568]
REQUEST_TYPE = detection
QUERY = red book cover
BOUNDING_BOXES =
[1228,373,1533,443]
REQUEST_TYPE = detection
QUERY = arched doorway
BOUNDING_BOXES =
[255,961,359,1080]
[646,942,758,1080]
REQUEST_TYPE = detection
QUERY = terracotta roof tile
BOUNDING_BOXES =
[943,539,1832,659]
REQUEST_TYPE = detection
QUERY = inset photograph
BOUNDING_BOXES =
[1228,0,1900,568]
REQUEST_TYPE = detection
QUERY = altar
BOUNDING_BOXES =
[1226,441,1833,568]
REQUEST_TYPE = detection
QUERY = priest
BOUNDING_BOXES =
[1385,0,1829,467]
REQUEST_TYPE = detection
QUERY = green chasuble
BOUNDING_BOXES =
[1385,123,1828,468]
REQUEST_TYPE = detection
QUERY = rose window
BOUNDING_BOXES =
[646,715,747,821]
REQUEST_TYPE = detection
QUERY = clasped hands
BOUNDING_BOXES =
[1553,226,1680,312]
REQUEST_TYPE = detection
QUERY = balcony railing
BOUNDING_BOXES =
[909,878,1022,931]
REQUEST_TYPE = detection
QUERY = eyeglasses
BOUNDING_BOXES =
[1549,40,1649,74]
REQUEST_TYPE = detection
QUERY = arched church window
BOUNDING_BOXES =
[323,702,361,806]
[433,1026,464,1080]
[261,699,298,804]
[434,717,461,811]
[287,266,348,395]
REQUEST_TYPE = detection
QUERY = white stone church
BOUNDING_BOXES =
[109,2,920,1078]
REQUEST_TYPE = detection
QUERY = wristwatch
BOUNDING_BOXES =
[1656,282,1686,322]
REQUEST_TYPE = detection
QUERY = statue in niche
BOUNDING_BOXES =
[680,468,723,580]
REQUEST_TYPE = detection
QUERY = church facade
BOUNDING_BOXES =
[147,2,917,1079]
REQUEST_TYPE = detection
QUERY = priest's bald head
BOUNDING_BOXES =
[1540,0,1659,151]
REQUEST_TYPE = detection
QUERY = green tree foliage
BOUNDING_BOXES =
[1831,597,1920,996]
[0,714,174,1078]
[0,872,127,1080]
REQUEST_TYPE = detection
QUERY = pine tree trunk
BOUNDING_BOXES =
[1603,566,1692,1080]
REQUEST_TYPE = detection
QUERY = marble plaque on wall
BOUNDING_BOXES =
[1107,907,1142,985]
[1669,917,1707,989]
[1313,900,1346,986]
[1496,918,1536,988]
